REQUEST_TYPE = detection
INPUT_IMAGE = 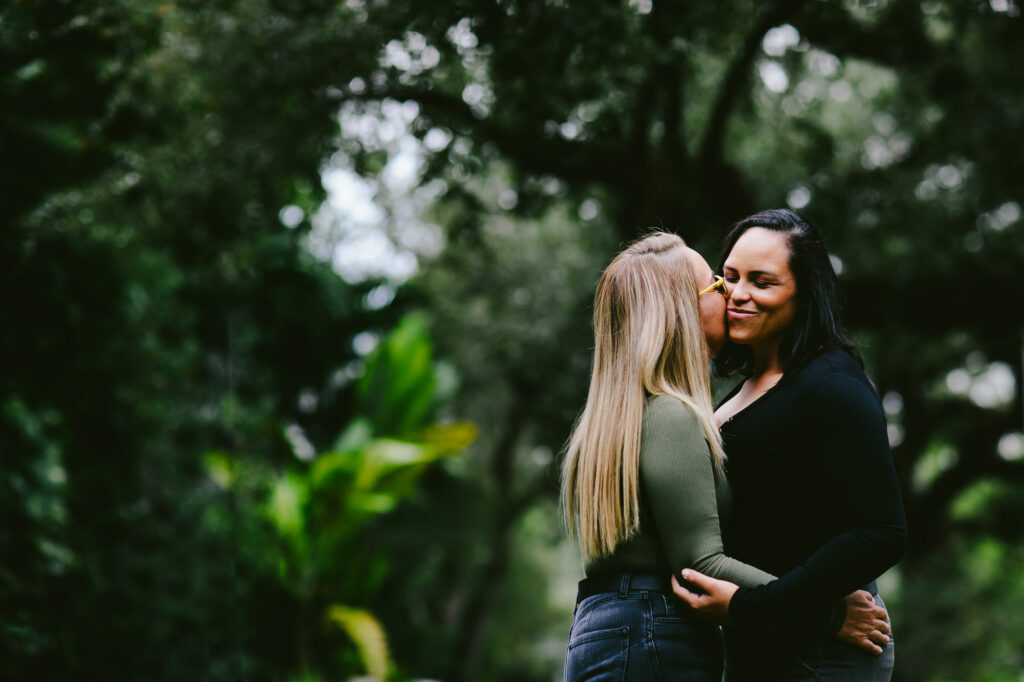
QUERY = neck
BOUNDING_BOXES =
[750,339,784,378]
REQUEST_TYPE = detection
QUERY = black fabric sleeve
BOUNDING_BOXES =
[643,396,844,631]
[728,373,908,627]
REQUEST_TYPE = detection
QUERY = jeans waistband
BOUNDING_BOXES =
[576,573,673,604]
[577,573,878,606]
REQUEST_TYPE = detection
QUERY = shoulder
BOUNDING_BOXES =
[644,394,701,430]
[640,395,712,471]
[789,349,870,390]
[642,394,705,447]
[794,351,881,412]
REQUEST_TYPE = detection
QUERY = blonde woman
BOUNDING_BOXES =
[561,232,885,681]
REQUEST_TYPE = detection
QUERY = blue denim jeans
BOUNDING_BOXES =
[723,594,895,682]
[564,577,723,681]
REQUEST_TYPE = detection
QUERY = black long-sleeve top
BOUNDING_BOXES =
[721,348,908,626]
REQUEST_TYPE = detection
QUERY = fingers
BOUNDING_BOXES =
[863,607,890,628]
[848,625,889,654]
[868,629,890,647]
[671,574,686,594]
[849,589,874,604]
[680,568,714,591]
[670,574,702,607]
[860,637,883,656]
[847,590,890,624]
[850,589,891,621]
[855,620,890,640]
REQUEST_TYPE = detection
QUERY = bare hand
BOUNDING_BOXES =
[671,569,739,625]
[837,590,890,655]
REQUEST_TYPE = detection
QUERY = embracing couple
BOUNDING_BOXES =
[561,209,907,681]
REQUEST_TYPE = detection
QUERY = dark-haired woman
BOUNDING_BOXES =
[673,209,907,681]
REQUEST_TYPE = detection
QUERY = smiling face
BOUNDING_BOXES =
[722,228,798,356]
[685,247,728,355]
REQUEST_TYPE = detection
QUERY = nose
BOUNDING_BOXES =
[727,279,750,303]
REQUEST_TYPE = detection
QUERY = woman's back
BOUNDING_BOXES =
[568,396,769,682]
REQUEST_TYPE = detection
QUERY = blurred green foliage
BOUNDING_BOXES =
[3,0,1024,681]
[218,314,476,679]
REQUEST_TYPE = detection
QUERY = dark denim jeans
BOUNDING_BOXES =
[564,578,723,682]
[724,594,895,682]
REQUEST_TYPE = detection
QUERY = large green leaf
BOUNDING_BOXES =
[325,605,391,680]
[333,417,374,453]
[357,314,438,437]
[268,473,309,543]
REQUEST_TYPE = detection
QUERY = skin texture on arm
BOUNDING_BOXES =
[640,395,774,588]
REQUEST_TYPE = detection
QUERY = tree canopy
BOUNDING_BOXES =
[3,1,1023,680]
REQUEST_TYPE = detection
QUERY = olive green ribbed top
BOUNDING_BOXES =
[584,394,774,589]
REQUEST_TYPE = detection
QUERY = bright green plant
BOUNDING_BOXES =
[212,314,475,680]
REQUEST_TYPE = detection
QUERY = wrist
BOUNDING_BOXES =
[827,596,848,633]
[726,586,748,627]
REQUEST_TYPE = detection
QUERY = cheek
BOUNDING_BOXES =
[785,300,798,323]
[715,296,728,321]
[770,296,798,330]
[705,296,726,325]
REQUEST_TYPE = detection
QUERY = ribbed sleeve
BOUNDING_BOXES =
[640,395,775,588]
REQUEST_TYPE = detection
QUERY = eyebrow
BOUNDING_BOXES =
[723,265,780,279]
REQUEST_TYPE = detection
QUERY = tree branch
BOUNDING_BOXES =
[699,0,805,167]
[369,85,631,187]
[793,2,934,69]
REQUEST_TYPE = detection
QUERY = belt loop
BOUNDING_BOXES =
[619,574,630,596]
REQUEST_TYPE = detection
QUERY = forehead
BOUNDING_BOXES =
[725,228,792,273]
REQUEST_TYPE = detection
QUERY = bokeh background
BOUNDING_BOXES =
[4,1,1024,680]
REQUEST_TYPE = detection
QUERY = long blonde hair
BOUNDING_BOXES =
[561,232,726,563]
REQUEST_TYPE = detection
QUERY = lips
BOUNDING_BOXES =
[727,309,756,320]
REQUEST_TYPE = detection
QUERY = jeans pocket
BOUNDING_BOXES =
[651,620,723,681]
[565,625,629,682]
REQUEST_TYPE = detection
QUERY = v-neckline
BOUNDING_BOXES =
[716,375,786,427]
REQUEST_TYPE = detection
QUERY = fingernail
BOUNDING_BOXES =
[681,569,690,579]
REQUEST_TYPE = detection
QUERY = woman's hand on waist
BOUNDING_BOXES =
[836,589,890,655]
[671,568,738,625]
